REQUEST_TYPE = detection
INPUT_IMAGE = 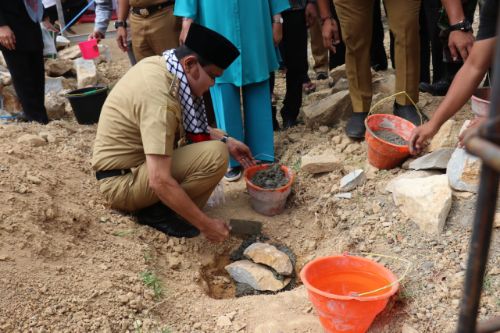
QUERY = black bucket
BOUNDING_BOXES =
[66,86,108,125]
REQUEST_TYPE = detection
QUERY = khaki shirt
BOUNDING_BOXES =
[92,56,183,171]
[129,0,167,7]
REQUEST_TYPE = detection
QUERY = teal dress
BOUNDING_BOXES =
[174,0,290,86]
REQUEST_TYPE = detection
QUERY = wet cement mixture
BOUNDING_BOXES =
[373,130,408,146]
[251,164,289,189]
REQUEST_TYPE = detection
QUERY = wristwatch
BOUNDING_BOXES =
[448,19,472,33]
[273,17,283,24]
[220,134,230,144]
[114,20,127,29]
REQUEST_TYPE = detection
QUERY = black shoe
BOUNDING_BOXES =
[271,106,280,131]
[135,202,200,238]
[419,80,450,96]
[393,102,425,126]
[316,72,328,80]
[224,167,242,182]
[345,112,368,139]
[371,62,388,72]
[282,117,298,129]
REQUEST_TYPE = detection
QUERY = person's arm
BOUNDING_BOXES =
[409,37,496,154]
[90,0,113,40]
[116,0,129,51]
[174,0,197,44]
[316,0,340,52]
[209,127,256,169]
[441,0,474,61]
[305,0,318,27]
[146,154,229,242]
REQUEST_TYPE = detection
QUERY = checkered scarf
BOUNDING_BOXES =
[163,49,209,134]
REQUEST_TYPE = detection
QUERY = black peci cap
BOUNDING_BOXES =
[184,23,240,70]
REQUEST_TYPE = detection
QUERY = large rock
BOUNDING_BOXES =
[306,88,332,104]
[45,76,64,94]
[340,169,366,191]
[58,45,82,60]
[408,148,454,170]
[331,77,349,94]
[74,58,97,88]
[0,66,11,86]
[429,120,458,152]
[447,148,481,193]
[391,174,452,234]
[225,260,290,292]
[45,58,74,77]
[301,149,342,174]
[302,90,352,127]
[1,85,22,113]
[17,134,47,147]
[373,72,396,95]
[45,92,67,119]
[243,243,293,276]
[329,64,346,83]
[386,170,441,193]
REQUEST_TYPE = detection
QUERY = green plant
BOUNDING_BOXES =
[140,271,163,299]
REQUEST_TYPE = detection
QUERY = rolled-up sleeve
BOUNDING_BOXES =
[94,0,113,33]
[173,0,198,19]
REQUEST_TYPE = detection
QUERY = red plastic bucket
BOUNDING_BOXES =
[300,255,399,333]
[365,114,415,169]
[243,164,294,216]
[78,39,100,60]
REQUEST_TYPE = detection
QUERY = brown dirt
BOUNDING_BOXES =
[0,31,498,333]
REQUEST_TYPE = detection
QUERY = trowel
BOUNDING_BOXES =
[229,219,262,236]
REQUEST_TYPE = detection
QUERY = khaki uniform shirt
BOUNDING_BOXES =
[129,0,167,7]
[92,56,183,171]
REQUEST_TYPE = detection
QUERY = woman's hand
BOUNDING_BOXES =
[0,26,16,50]
[408,122,440,155]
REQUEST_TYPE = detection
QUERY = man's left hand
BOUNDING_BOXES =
[227,138,256,169]
[448,30,474,61]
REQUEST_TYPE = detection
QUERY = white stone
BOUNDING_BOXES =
[386,170,441,193]
[331,77,349,94]
[17,134,47,147]
[429,119,458,152]
[216,315,232,327]
[402,323,420,333]
[45,92,67,119]
[329,64,346,83]
[45,76,64,94]
[340,169,366,191]
[303,90,352,127]
[74,57,97,88]
[391,175,452,234]
[225,260,290,291]
[58,45,82,60]
[447,148,481,193]
[45,58,74,77]
[334,192,352,199]
[301,149,342,174]
[243,242,293,276]
[409,148,454,170]
[372,72,396,95]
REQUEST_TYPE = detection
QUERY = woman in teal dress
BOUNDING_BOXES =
[174,0,290,181]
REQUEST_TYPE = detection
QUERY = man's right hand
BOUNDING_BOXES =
[408,122,439,155]
[321,18,340,53]
[448,30,474,61]
[116,26,128,52]
[200,217,230,242]
[0,26,16,51]
[89,30,105,42]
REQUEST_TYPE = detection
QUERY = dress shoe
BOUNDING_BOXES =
[345,112,368,139]
[136,202,200,238]
[393,102,426,126]
[282,118,298,129]
[419,80,450,96]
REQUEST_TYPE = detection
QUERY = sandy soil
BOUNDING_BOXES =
[0,24,498,333]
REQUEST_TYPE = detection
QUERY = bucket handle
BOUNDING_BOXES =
[368,91,425,126]
[343,251,412,297]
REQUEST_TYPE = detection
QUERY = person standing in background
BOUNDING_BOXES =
[174,0,290,181]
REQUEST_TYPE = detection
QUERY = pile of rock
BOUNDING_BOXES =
[0,44,110,121]
[225,242,294,292]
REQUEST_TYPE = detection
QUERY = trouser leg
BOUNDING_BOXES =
[210,83,243,168]
[334,0,374,113]
[3,48,48,124]
[385,0,421,105]
[99,141,228,212]
[281,10,308,123]
[371,0,388,70]
[328,2,346,69]
[419,5,431,84]
[309,14,329,74]
[242,80,275,164]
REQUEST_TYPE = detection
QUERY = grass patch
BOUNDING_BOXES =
[140,271,163,299]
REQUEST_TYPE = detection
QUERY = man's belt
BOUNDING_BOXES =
[96,169,131,180]
[131,1,174,17]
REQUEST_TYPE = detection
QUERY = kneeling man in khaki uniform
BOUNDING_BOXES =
[92,23,254,242]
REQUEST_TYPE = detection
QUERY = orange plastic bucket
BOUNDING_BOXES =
[244,164,294,216]
[78,39,100,60]
[300,255,399,333]
[364,114,415,169]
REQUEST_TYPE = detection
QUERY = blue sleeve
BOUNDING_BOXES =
[173,0,198,19]
[94,0,113,33]
[270,0,290,16]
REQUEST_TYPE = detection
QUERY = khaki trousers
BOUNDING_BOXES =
[334,0,421,112]
[98,141,228,212]
[309,19,329,74]
[130,6,181,61]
